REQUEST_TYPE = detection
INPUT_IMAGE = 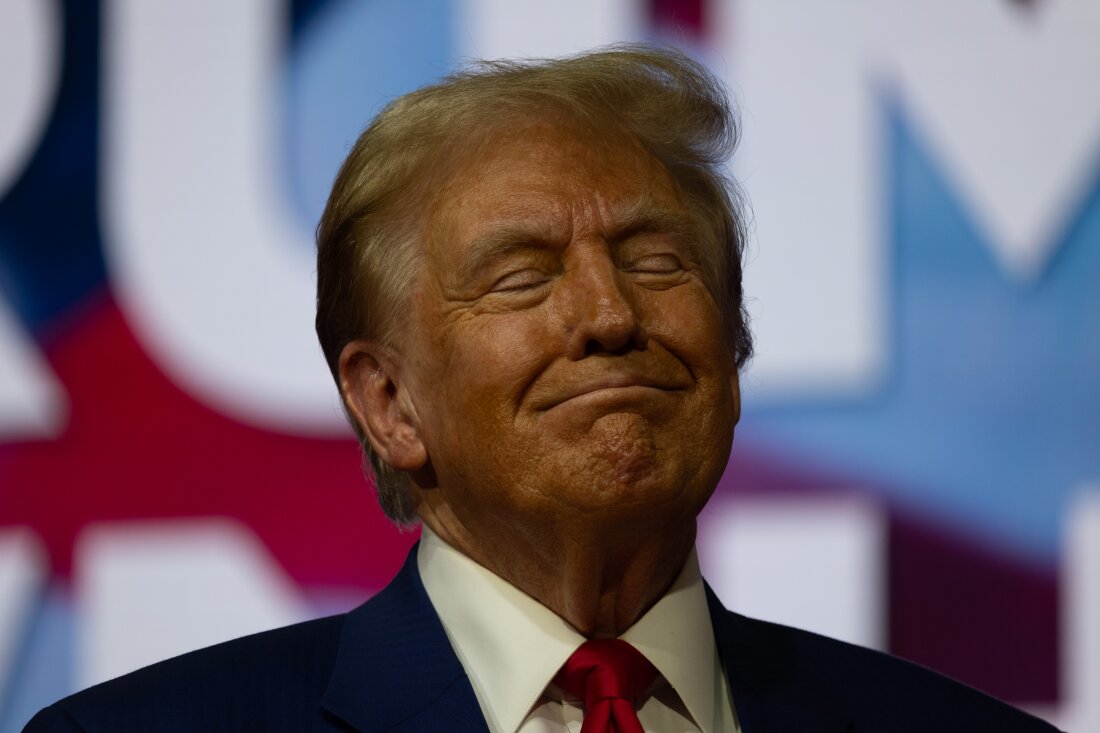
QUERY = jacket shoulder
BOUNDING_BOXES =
[716,608,1060,732]
[25,614,347,733]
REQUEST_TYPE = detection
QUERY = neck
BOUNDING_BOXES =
[418,502,696,638]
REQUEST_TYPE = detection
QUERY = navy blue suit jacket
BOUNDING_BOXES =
[25,546,1057,732]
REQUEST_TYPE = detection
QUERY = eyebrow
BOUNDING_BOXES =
[606,198,699,247]
[457,197,701,283]
[458,224,560,284]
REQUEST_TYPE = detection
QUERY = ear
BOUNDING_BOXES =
[338,339,428,472]
[729,370,742,427]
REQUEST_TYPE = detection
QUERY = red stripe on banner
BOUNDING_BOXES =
[0,288,415,591]
[649,0,705,39]
[714,449,1058,704]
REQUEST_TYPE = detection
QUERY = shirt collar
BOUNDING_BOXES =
[619,550,727,733]
[418,526,727,733]
[418,527,583,733]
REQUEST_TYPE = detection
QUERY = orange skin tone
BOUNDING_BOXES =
[340,120,740,638]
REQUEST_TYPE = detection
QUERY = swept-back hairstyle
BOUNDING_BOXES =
[316,44,752,525]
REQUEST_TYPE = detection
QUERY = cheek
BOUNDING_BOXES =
[644,287,728,361]
[441,314,555,413]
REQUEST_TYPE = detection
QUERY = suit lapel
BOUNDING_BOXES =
[321,545,489,733]
[707,586,852,733]
[323,546,853,733]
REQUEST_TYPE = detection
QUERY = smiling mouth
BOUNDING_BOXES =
[534,373,689,411]
[568,379,676,400]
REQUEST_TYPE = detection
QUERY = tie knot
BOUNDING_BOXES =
[554,639,658,708]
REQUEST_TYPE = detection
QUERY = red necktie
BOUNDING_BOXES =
[554,639,658,733]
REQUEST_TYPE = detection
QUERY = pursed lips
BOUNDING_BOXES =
[528,366,691,411]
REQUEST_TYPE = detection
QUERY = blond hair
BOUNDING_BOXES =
[315,44,752,524]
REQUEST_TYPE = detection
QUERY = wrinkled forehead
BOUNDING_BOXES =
[376,111,732,355]
[420,117,691,264]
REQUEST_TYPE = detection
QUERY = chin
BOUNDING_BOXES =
[567,460,700,518]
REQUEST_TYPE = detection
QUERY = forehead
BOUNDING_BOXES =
[423,120,688,261]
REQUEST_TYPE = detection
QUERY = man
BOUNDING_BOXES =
[27,46,1056,732]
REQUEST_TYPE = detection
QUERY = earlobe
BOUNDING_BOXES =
[338,340,428,472]
[730,372,742,427]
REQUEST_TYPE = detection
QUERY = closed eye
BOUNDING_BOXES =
[625,254,682,274]
[490,269,552,292]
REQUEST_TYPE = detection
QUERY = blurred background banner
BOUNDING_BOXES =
[1,0,1097,730]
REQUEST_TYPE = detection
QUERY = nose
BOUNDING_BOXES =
[564,251,648,359]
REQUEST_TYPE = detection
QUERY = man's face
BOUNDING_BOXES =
[397,120,739,543]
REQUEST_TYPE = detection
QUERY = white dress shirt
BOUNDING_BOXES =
[418,527,740,733]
